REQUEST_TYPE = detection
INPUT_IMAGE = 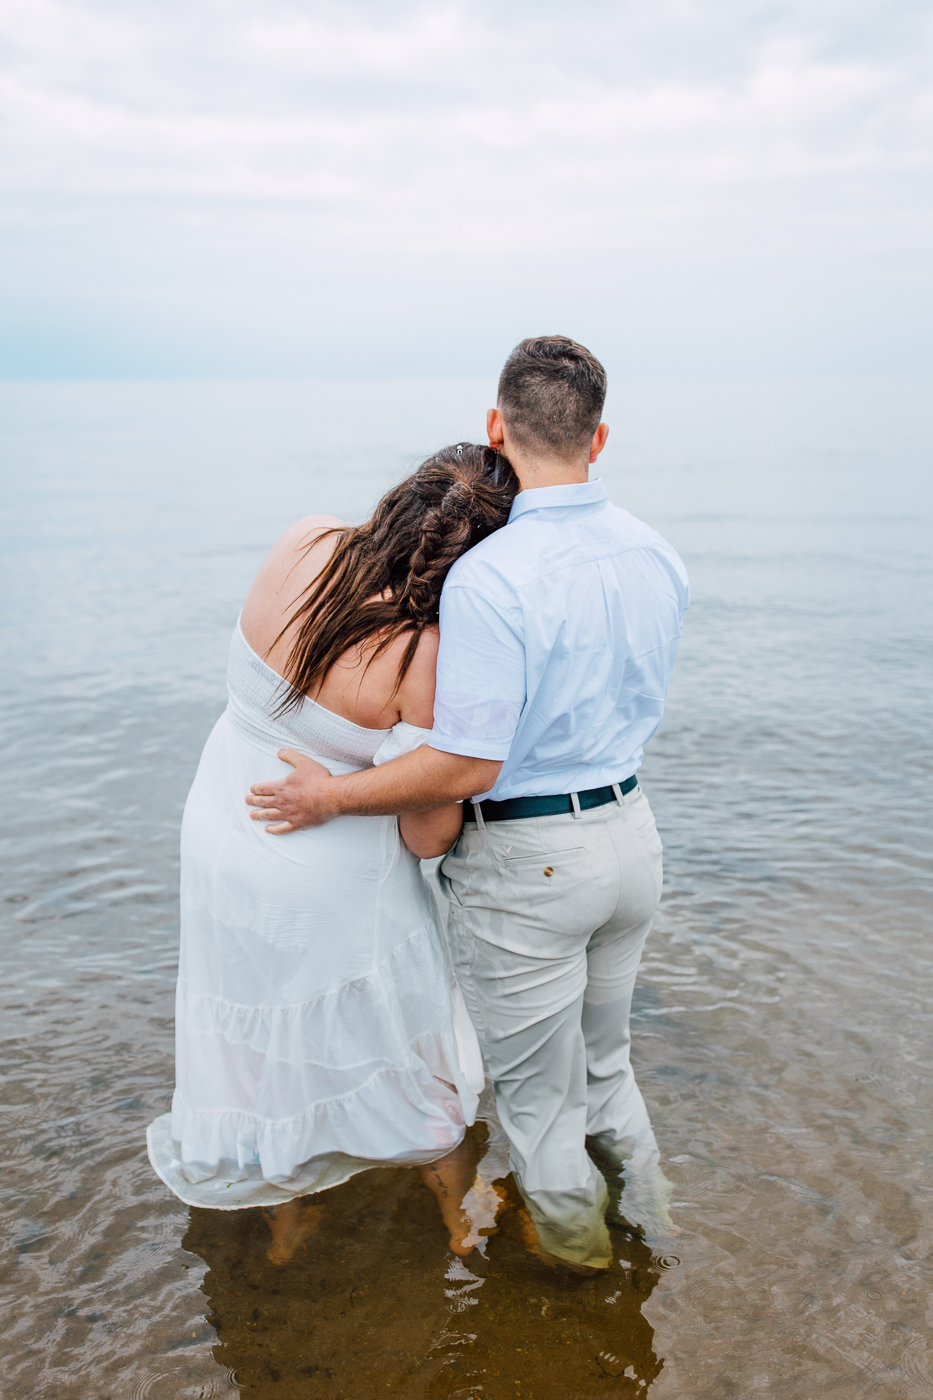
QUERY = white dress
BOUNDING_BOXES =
[147,620,482,1210]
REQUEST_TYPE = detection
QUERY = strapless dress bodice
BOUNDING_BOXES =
[226,619,391,767]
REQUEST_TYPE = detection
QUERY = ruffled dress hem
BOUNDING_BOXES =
[147,1112,464,1210]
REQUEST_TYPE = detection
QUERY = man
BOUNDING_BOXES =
[246,336,689,1270]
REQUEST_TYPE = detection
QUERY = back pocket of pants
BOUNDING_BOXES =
[504,846,586,883]
[499,846,596,939]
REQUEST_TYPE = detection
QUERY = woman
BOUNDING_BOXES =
[148,444,518,1262]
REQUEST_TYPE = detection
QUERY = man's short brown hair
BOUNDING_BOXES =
[497,335,607,458]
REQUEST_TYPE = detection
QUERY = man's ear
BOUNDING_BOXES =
[487,407,505,451]
[589,423,609,464]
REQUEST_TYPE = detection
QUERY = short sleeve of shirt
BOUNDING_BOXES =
[429,584,526,760]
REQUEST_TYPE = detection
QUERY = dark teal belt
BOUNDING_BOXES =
[463,775,638,824]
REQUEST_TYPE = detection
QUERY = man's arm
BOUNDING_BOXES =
[247,744,502,834]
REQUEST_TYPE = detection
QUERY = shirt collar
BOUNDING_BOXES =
[507,477,609,524]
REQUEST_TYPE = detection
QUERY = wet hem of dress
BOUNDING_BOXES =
[146,1114,466,1211]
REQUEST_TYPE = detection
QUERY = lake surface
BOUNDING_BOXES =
[1,377,931,1399]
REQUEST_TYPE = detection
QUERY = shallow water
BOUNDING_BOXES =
[1,377,931,1399]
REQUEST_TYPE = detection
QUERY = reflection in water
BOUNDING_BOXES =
[184,1128,664,1398]
[2,380,931,1398]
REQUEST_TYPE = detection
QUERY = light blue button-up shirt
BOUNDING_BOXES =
[429,478,689,802]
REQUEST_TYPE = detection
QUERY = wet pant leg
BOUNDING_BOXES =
[442,789,664,1267]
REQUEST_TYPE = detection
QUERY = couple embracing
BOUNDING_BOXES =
[147,336,689,1273]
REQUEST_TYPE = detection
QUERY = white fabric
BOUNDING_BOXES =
[373,732,485,1099]
[442,787,668,1267]
[147,621,481,1211]
[429,478,690,801]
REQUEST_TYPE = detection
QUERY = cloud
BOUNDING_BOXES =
[0,0,931,372]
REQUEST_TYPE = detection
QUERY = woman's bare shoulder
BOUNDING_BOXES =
[394,626,440,729]
[409,625,440,667]
[241,515,348,654]
[253,514,346,583]
[271,514,348,559]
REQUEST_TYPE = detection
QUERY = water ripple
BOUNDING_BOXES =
[2,379,932,1399]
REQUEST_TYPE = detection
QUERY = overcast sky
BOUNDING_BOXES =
[1,0,931,376]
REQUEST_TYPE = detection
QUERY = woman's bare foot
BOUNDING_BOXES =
[460,1176,506,1250]
[265,1198,324,1265]
[418,1135,490,1256]
[449,1211,484,1257]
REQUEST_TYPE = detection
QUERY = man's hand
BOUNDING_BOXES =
[245,744,502,835]
[246,749,335,833]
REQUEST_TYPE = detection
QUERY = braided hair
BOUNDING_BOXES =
[273,444,518,711]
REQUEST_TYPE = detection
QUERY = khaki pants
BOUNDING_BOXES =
[440,785,663,1268]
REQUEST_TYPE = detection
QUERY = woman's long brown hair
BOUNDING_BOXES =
[272,444,518,713]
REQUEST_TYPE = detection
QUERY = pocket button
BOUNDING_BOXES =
[543,866,554,877]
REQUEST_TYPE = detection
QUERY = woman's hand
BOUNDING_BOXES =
[399,804,464,859]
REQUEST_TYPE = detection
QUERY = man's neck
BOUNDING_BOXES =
[508,454,590,494]
[487,408,608,492]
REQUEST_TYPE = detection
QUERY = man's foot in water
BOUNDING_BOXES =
[515,1205,605,1276]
